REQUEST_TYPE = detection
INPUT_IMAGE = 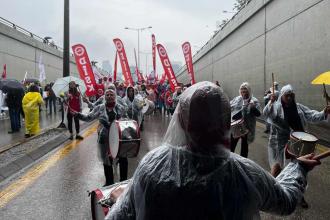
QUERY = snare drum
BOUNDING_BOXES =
[231,119,249,139]
[90,181,130,220]
[108,120,140,159]
[287,132,318,157]
[142,99,155,115]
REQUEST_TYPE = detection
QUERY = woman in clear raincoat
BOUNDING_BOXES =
[22,84,44,137]
[123,86,143,126]
[106,81,320,220]
[230,82,261,157]
[263,84,329,176]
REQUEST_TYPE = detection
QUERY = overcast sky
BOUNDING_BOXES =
[0,0,236,74]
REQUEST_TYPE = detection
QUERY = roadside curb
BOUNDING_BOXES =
[0,121,96,182]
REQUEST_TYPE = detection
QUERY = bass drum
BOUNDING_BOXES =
[142,99,155,115]
[108,119,141,159]
[90,181,130,220]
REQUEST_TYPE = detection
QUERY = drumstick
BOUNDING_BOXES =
[272,73,275,95]
[313,150,330,160]
[323,83,329,106]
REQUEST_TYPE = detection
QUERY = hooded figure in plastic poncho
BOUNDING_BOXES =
[22,84,44,136]
[77,88,128,186]
[106,81,313,220]
[123,86,143,125]
[230,82,261,157]
[263,84,328,175]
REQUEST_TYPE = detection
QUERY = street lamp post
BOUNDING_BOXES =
[124,26,152,71]
[63,0,70,77]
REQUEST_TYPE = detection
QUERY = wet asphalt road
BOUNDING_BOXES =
[0,113,329,220]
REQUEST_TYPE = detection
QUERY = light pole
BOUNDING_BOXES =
[140,51,152,75]
[124,26,152,71]
[63,0,70,77]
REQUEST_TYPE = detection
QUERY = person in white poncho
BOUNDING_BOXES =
[106,81,320,220]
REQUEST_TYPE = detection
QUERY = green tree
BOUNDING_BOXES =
[233,0,250,11]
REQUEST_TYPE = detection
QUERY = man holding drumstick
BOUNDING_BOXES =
[263,84,330,208]
[74,88,128,186]
[230,82,261,158]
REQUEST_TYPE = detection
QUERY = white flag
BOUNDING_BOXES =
[38,53,46,82]
[23,71,28,83]
[92,65,104,82]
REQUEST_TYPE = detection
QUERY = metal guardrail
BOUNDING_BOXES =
[0,16,73,56]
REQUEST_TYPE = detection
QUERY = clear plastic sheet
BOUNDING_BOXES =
[107,82,309,220]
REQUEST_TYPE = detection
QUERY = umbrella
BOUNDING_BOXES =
[24,78,40,84]
[0,79,25,94]
[52,76,86,97]
[311,71,330,85]
[311,71,330,105]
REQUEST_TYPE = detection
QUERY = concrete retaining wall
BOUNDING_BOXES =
[0,21,79,83]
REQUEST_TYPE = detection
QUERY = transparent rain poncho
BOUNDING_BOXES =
[107,81,308,220]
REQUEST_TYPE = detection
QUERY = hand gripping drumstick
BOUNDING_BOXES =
[313,150,330,160]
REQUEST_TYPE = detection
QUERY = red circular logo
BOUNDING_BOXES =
[158,46,167,57]
[182,43,190,54]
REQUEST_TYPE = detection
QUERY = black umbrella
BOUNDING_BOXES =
[24,78,40,84]
[0,79,25,94]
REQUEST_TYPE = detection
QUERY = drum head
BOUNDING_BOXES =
[109,122,120,159]
[142,101,149,114]
[291,132,318,142]
[231,119,243,126]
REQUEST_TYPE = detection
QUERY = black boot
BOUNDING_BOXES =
[103,164,114,186]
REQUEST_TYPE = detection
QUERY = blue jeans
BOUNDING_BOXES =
[9,108,21,131]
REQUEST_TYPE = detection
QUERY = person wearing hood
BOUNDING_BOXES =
[230,82,261,158]
[22,84,44,137]
[263,84,329,208]
[123,86,143,126]
[106,81,320,220]
[263,84,329,176]
[75,88,128,186]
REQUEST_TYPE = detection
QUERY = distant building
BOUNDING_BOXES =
[102,60,112,73]
[172,61,183,75]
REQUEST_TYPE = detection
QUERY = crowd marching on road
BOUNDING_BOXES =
[0,75,330,219]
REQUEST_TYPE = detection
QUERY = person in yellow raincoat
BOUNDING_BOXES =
[22,84,44,138]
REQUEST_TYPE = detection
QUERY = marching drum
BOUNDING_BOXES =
[286,131,318,158]
[108,120,140,159]
[90,180,130,220]
[231,119,249,139]
[142,99,155,115]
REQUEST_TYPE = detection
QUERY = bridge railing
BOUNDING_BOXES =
[0,16,73,56]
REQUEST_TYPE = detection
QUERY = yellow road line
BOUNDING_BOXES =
[0,123,98,208]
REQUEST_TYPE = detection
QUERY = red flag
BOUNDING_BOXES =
[113,38,134,86]
[156,44,178,92]
[72,44,97,97]
[182,42,196,85]
[96,83,105,97]
[2,64,6,79]
[113,52,118,81]
[152,34,156,77]
[134,48,143,82]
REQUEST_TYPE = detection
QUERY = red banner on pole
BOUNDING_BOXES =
[113,38,134,86]
[72,44,97,97]
[113,52,117,82]
[134,48,143,83]
[152,34,156,77]
[2,64,6,79]
[156,44,178,92]
[182,42,196,85]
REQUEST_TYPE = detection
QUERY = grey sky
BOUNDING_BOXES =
[0,0,236,75]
